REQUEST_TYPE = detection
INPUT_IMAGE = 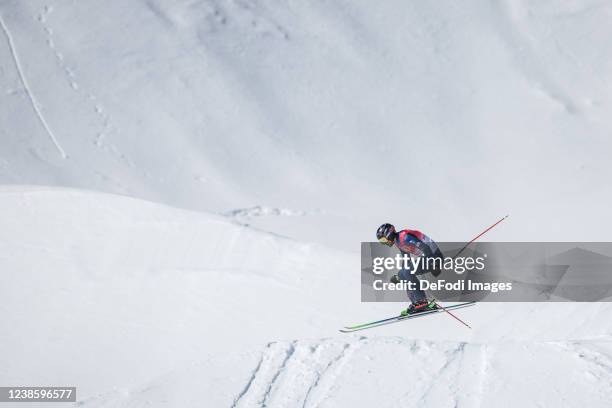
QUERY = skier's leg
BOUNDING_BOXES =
[430,249,445,277]
[398,268,427,304]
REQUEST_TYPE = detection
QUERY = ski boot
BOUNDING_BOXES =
[400,299,438,316]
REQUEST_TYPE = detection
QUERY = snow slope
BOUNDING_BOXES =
[1,0,612,247]
[2,0,612,406]
[84,338,612,408]
[0,187,357,396]
[1,188,611,406]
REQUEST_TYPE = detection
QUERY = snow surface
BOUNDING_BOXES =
[1,188,612,407]
[1,0,612,406]
[1,0,612,247]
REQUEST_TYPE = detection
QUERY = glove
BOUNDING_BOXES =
[390,274,400,284]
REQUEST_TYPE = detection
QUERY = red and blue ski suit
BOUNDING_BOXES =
[395,229,444,303]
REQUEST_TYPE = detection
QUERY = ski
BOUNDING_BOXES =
[340,301,476,333]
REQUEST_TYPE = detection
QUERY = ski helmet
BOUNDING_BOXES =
[376,223,396,246]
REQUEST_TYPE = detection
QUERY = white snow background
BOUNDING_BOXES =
[1,1,611,407]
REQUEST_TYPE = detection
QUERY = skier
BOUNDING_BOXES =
[376,223,445,316]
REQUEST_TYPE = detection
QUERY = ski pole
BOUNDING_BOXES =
[432,299,472,329]
[427,216,507,328]
[454,214,509,258]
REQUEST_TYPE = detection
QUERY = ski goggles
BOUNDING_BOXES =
[378,236,394,246]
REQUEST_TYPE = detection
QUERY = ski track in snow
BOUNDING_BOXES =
[475,344,490,408]
[412,342,467,408]
[34,5,126,163]
[73,334,612,407]
[231,338,493,408]
[231,338,363,408]
[300,341,358,408]
[0,11,67,159]
[230,344,270,408]
[553,339,612,378]
[227,337,612,408]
